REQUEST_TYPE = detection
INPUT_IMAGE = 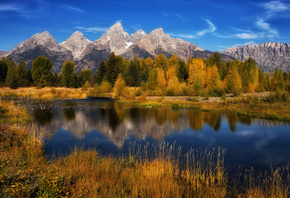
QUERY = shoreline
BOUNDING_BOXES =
[0,87,289,122]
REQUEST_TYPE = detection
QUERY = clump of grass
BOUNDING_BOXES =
[0,99,32,124]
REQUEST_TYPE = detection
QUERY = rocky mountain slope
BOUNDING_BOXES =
[0,51,11,58]
[2,22,248,73]
[8,31,73,73]
[221,42,290,72]
[60,31,92,60]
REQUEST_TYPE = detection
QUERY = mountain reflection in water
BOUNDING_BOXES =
[32,101,290,175]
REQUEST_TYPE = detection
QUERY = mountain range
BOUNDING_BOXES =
[5,22,290,73]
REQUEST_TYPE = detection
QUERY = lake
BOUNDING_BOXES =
[19,99,290,177]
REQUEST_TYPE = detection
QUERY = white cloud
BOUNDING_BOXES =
[169,33,196,39]
[197,19,217,36]
[0,3,27,13]
[174,13,188,22]
[63,5,85,13]
[262,1,288,14]
[169,19,216,40]
[76,26,108,33]
[235,33,259,39]
[163,12,169,17]
[256,18,279,37]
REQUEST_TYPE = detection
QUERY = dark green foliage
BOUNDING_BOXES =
[177,60,187,82]
[16,61,31,87]
[32,56,53,87]
[105,53,124,85]
[272,68,285,91]
[265,90,289,103]
[139,71,148,83]
[96,60,107,84]
[126,57,140,87]
[207,87,225,97]
[78,70,94,87]
[5,61,18,89]
[207,51,221,67]
[52,72,61,87]
[0,57,9,82]
[61,61,76,88]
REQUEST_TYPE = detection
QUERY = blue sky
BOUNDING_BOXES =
[0,0,290,52]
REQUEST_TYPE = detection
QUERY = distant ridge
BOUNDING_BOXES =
[221,42,290,72]
[5,22,268,73]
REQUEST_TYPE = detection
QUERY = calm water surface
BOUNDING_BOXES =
[19,99,290,177]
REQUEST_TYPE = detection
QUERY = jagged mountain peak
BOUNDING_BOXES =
[60,31,92,60]
[150,28,166,36]
[221,42,290,72]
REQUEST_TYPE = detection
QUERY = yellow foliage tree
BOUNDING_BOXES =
[187,58,206,87]
[168,54,179,70]
[224,66,242,96]
[206,65,221,89]
[154,54,168,70]
[166,67,176,84]
[157,68,166,89]
[113,74,126,97]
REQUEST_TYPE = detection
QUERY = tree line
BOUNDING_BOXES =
[0,52,289,96]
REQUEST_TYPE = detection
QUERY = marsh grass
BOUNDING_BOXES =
[0,87,89,99]
[1,98,290,197]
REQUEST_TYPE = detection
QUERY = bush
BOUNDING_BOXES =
[123,88,136,100]
[100,81,112,93]
[264,90,289,103]
[88,84,104,96]
[81,81,91,91]
[207,87,225,97]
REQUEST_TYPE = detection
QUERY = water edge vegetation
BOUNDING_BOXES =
[0,96,290,197]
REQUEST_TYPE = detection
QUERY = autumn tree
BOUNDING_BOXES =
[154,54,168,71]
[243,58,259,92]
[187,58,206,93]
[156,68,166,89]
[271,68,285,91]
[147,69,158,89]
[61,60,76,88]
[113,73,126,97]
[205,65,221,89]
[224,66,242,96]
[32,56,53,87]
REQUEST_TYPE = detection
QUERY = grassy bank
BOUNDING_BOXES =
[134,95,290,122]
[1,87,289,122]
[0,87,289,121]
[1,98,290,197]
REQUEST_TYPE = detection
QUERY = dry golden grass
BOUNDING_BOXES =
[0,87,90,99]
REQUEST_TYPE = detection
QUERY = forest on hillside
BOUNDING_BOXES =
[1,52,289,98]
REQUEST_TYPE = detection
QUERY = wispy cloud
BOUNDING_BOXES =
[255,18,279,37]
[197,19,217,36]
[76,26,108,33]
[162,12,189,22]
[169,33,196,39]
[163,12,169,17]
[170,19,216,39]
[174,13,188,22]
[261,0,289,18]
[0,3,27,13]
[63,5,85,13]
[235,33,259,39]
